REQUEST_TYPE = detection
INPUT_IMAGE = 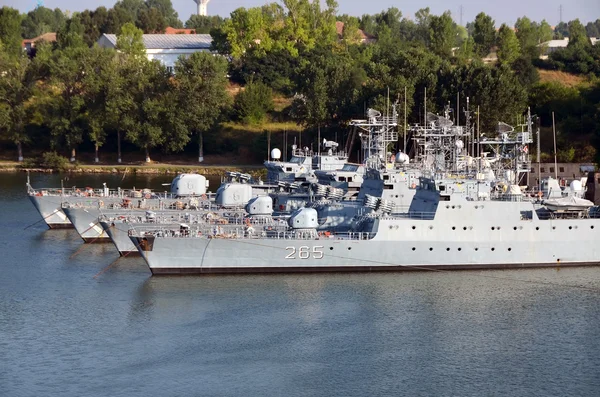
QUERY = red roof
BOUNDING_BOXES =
[22,32,57,47]
[165,27,196,34]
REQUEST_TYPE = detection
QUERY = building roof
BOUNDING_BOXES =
[540,38,569,48]
[99,34,212,50]
[22,32,57,47]
[335,21,376,42]
[165,27,196,34]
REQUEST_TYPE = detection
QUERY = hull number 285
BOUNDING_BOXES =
[285,246,324,259]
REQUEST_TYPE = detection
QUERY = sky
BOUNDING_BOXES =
[4,0,600,26]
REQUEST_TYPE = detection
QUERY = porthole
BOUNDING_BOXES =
[497,227,501,230]
[452,226,456,230]
[348,247,352,250]
[475,205,479,209]
[513,227,517,231]
[329,247,334,250]
[552,226,556,230]
[491,248,495,251]
[491,227,495,230]
[569,226,572,230]
[452,206,455,209]
[429,226,433,230]
[412,226,416,230]
[475,248,479,251]
[429,247,433,251]
[591,226,595,229]
[458,248,462,251]
[536,227,539,230]
[446,205,450,209]
[508,248,512,251]
[412,247,416,251]
[446,248,450,251]
[463,227,467,230]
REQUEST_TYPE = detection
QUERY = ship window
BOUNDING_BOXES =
[569,226,572,230]
[452,226,456,230]
[439,185,446,191]
[591,226,595,229]
[348,177,353,182]
[536,227,539,230]
[339,177,346,182]
[384,185,393,189]
[348,247,351,250]
[446,248,450,251]
[559,167,564,172]
[458,248,462,251]
[508,248,512,251]
[412,226,416,230]
[330,247,333,250]
[286,167,292,172]
[429,247,433,251]
[412,247,416,251]
[440,195,450,201]
[383,175,390,181]
[491,248,495,251]
[475,248,479,251]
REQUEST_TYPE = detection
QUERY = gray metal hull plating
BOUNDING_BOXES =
[99,220,138,255]
[62,207,108,242]
[132,200,600,274]
[28,195,72,228]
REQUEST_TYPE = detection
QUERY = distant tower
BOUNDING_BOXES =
[193,0,210,16]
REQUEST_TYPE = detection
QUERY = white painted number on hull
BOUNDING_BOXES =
[285,246,324,259]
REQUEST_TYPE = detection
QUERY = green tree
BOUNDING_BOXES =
[21,6,66,39]
[138,7,166,33]
[497,24,520,65]
[184,15,224,34]
[234,81,274,125]
[117,22,145,58]
[472,12,496,57]
[120,59,170,162]
[0,7,23,58]
[428,11,455,58]
[567,19,591,48]
[174,52,230,161]
[145,0,182,28]
[56,17,86,49]
[82,46,118,162]
[0,50,34,161]
[515,17,537,58]
[216,7,273,59]
[586,21,600,38]
[46,46,89,161]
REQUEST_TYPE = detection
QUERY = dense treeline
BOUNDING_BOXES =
[0,2,599,164]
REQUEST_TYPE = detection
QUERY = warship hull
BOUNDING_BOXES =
[99,220,139,256]
[62,207,109,243]
[28,195,72,229]
[131,212,600,275]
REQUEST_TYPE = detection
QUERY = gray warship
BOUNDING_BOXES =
[126,109,600,275]
[27,173,210,230]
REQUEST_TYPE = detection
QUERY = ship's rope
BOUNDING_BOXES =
[204,237,600,293]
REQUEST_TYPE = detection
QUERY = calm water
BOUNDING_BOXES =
[1,172,600,396]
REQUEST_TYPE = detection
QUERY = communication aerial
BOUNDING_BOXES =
[192,0,210,16]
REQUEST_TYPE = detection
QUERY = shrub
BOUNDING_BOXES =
[233,81,274,125]
[41,151,70,171]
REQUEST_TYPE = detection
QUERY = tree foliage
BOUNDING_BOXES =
[472,12,496,57]
[497,24,520,65]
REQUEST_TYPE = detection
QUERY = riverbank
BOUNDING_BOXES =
[0,161,265,177]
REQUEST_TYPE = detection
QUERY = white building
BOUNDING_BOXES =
[97,34,212,73]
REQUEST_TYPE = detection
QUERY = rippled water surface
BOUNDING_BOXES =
[1,172,600,396]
